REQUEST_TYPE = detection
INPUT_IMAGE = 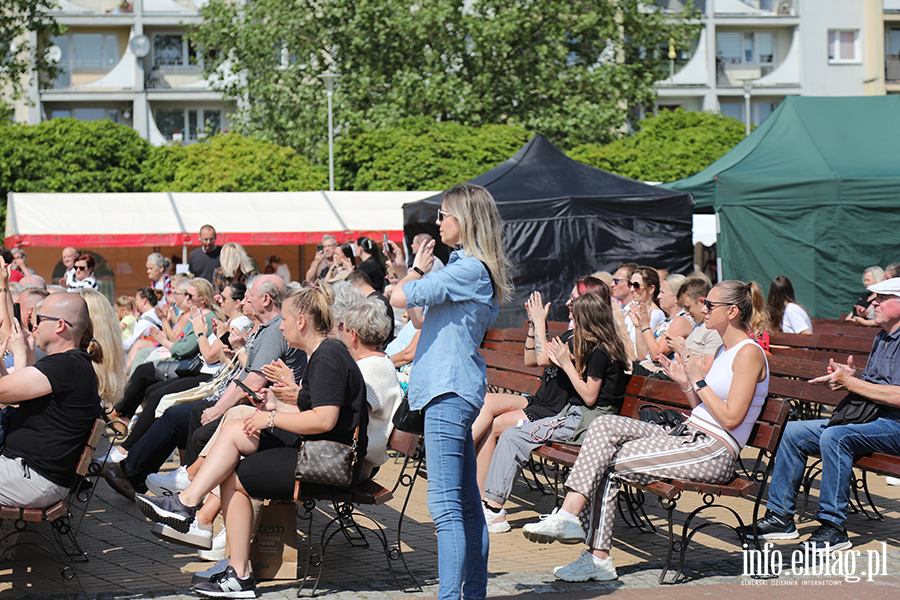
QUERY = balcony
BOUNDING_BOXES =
[44,64,114,89]
[887,55,900,81]
[652,0,707,12]
[715,0,797,16]
[50,0,133,15]
[146,65,204,89]
[716,60,775,86]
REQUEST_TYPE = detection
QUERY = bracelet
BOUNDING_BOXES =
[641,327,651,333]
[680,385,692,393]
[526,334,535,338]
[0,288,8,293]
[267,409,277,432]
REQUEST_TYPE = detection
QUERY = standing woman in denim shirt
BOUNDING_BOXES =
[391,184,512,600]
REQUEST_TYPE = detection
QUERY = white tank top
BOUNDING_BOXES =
[690,338,768,448]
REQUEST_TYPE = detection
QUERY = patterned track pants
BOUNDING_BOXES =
[564,415,736,552]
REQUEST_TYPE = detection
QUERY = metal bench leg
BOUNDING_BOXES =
[296,500,319,597]
[392,458,424,592]
[657,496,679,585]
[0,523,89,598]
[853,470,884,521]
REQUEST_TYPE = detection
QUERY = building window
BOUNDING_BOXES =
[153,34,198,67]
[719,100,777,126]
[155,108,222,141]
[828,30,858,63]
[716,32,775,65]
[48,33,119,87]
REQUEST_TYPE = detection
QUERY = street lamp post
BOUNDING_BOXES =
[739,78,755,137]
[318,72,340,192]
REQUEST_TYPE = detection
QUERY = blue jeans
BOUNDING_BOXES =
[424,393,488,600]
[766,409,900,526]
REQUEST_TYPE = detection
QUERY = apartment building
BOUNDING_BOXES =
[655,0,899,126]
[14,0,231,144]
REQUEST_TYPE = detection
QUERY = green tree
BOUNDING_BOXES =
[190,0,700,159]
[143,133,327,192]
[1,0,63,110]
[567,108,747,182]
[334,118,532,191]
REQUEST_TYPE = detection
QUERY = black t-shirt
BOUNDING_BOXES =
[358,258,386,293]
[296,339,368,466]
[367,291,395,347]
[528,331,625,420]
[189,246,222,282]
[3,349,102,488]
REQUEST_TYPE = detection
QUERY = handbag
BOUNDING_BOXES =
[391,394,424,436]
[175,355,203,378]
[827,392,881,427]
[154,349,246,418]
[295,425,359,488]
[154,359,181,381]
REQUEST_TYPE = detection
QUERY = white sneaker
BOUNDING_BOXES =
[483,505,511,533]
[553,549,617,582]
[198,527,227,561]
[102,446,127,464]
[151,520,212,550]
[146,466,192,497]
[522,508,585,545]
[886,476,900,486]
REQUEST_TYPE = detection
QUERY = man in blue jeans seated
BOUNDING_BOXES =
[743,277,900,552]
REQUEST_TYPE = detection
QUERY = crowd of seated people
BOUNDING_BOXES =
[7,226,900,595]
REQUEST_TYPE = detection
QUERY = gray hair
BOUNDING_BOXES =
[147,252,171,270]
[330,281,366,324]
[249,274,287,309]
[884,263,900,280]
[864,266,885,283]
[342,298,393,347]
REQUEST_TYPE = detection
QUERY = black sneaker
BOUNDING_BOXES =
[193,565,257,598]
[135,493,196,533]
[739,509,799,540]
[799,522,852,554]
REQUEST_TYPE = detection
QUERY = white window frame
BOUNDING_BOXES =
[828,29,860,64]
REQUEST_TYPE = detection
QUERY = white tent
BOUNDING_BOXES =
[5,191,439,248]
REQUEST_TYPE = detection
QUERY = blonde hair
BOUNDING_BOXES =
[284,282,335,335]
[220,242,256,279]
[189,277,225,320]
[714,280,769,335]
[442,184,513,304]
[74,289,126,404]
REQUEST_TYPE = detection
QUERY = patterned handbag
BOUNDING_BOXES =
[295,424,359,488]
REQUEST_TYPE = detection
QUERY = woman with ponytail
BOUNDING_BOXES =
[390,183,512,600]
[521,280,769,583]
[136,282,369,597]
[354,237,386,293]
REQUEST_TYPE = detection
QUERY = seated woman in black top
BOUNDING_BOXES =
[136,282,368,598]
[473,276,608,492]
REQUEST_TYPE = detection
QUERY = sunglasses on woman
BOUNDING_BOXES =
[702,299,731,311]
[437,209,453,223]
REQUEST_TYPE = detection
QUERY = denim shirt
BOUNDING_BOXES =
[404,250,498,411]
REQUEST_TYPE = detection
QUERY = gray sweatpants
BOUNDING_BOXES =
[0,455,68,508]
[483,405,582,506]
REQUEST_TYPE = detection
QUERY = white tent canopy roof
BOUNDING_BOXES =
[6,191,439,247]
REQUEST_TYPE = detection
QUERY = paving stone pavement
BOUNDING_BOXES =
[1,444,899,599]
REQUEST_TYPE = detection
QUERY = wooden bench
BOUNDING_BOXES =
[769,332,875,368]
[289,429,423,596]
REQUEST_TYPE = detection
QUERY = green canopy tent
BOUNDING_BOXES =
[663,96,900,318]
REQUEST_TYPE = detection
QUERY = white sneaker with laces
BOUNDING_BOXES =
[147,466,192,497]
[198,527,227,561]
[522,508,585,545]
[553,549,617,582]
[151,520,213,550]
[483,505,511,533]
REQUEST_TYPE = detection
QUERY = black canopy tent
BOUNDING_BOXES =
[402,134,694,328]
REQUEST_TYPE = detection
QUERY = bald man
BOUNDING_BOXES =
[59,247,78,287]
[0,293,102,507]
[411,233,444,273]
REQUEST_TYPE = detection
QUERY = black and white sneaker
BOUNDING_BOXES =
[739,509,799,540]
[135,493,196,533]
[799,522,852,554]
[193,565,257,598]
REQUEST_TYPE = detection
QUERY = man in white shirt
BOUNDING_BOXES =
[58,247,78,287]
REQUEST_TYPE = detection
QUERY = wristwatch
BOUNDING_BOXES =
[694,379,708,392]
